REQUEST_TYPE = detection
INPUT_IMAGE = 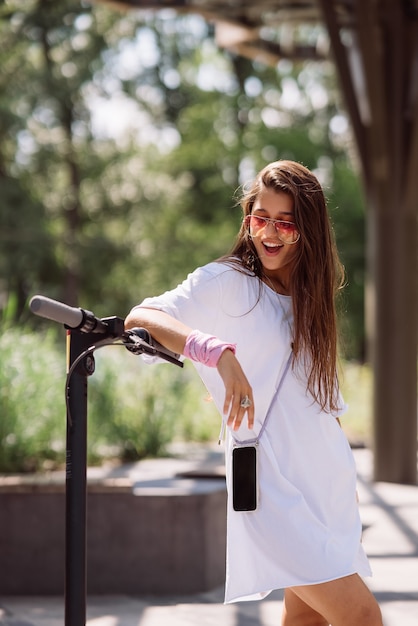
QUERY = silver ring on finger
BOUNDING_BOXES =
[240,395,252,409]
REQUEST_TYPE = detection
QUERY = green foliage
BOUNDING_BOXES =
[329,159,367,360]
[88,349,219,462]
[0,327,66,472]
[340,361,373,446]
[0,0,140,315]
[0,327,220,473]
[0,3,367,362]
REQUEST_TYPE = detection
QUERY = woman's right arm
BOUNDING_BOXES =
[124,307,191,356]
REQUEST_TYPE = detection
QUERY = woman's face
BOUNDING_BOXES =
[248,187,300,283]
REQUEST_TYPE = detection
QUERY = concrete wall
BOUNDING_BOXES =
[0,477,227,595]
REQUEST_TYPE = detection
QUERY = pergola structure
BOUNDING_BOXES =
[102,0,418,484]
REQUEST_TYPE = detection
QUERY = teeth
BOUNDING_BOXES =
[264,242,281,248]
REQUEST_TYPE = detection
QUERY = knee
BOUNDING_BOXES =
[355,601,383,626]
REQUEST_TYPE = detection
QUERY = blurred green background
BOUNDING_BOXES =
[0,1,371,472]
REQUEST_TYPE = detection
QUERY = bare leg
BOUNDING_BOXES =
[282,588,328,626]
[285,574,382,626]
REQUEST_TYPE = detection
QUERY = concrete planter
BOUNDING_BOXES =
[0,474,227,595]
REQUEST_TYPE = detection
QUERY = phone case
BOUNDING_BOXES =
[232,445,257,511]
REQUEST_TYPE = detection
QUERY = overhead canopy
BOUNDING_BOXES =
[100,0,418,484]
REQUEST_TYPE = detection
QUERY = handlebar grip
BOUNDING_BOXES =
[30,295,83,328]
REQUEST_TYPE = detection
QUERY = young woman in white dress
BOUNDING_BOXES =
[125,160,382,626]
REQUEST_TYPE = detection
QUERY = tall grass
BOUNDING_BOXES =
[88,347,220,463]
[0,328,66,472]
[0,327,220,472]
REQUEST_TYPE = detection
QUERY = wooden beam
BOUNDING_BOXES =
[404,25,418,213]
[384,0,405,200]
[367,4,418,484]
[217,40,327,64]
[353,0,389,187]
[317,0,369,181]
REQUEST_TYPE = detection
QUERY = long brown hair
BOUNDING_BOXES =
[221,160,345,413]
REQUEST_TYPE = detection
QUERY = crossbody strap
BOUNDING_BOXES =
[232,351,293,447]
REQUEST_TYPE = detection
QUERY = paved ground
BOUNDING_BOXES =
[1,447,418,626]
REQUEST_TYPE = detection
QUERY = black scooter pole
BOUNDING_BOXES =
[65,329,92,626]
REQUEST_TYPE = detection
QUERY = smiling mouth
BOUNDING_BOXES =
[262,241,283,254]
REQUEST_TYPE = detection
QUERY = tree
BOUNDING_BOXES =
[0,0,142,315]
[0,4,366,359]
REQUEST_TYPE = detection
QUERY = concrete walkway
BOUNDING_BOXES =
[1,447,417,626]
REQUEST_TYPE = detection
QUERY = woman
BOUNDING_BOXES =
[124,160,382,625]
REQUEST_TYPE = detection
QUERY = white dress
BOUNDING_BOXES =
[136,261,372,603]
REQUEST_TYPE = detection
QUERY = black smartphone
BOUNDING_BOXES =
[232,446,257,511]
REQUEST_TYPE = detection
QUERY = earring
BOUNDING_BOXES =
[245,252,257,272]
